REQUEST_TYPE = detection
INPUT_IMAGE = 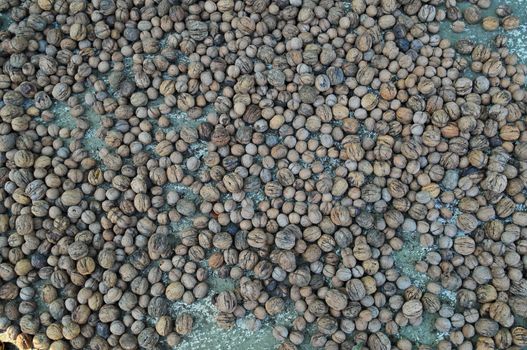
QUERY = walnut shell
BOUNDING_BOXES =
[248,229,268,249]
[68,241,88,260]
[503,15,520,30]
[298,85,318,104]
[402,299,423,319]
[61,189,82,206]
[264,181,283,198]
[243,105,261,124]
[500,125,520,141]
[16,333,32,350]
[325,289,348,311]
[216,291,237,313]
[217,0,234,11]
[456,213,479,233]
[237,16,255,35]
[512,327,527,346]
[475,318,499,337]
[346,279,366,301]
[276,169,295,187]
[330,206,352,226]
[422,293,441,313]
[265,297,285,316]
[356,32,372,52]
[454,236,476,255]
[489,301,513,327]
[211,126,230,146]
[317,315,338,336]
[77,257,96,275]
[186,20,208,41]
[14,150,34,168]
[275,225,299,250]
[0,282,19,300]
[175,313,193,335]
[361,93,378,111]
[15,214,34,235]
[240,279,262,301]
[216,312,235,330]
[368,332,391,350]
[223,173,243,193]
[156,315,173,337]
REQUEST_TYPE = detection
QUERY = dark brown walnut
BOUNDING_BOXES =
[276,169,295,187]
[16,334,32,350]
[403,286,422,301]
[243,105,261,124]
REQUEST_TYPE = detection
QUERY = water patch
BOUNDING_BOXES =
[50,101,78,130]
[208,274,236,293]
[392,230,431,289]
[434,198,461,226]
[81,107,105,160]
[516,203,527,212]
[189,140,209,159]
[164,183,200,203]
[439,289,457,307]
[171,296,279,350]
[398,312,448,346]
[169,216,194,237]
[164,109,206,131]
[246,188,266,204]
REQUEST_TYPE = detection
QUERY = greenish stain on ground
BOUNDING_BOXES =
[170,295,297,350]
[398,312,448,347]
[393,231,449,347]
[393,231,431,289]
